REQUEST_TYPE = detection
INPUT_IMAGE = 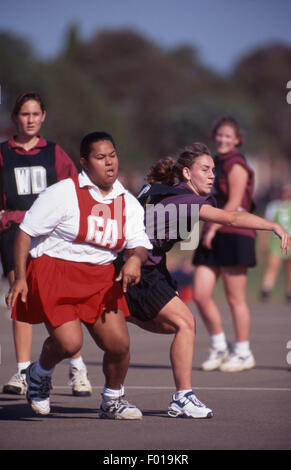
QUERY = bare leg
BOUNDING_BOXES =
[8,270,33,364]
[158,297,195,390]
[221,266,250,342]
[128,296,195,391]
[40,319,83,370]
[193,265,222,335]
[85,310,130,389]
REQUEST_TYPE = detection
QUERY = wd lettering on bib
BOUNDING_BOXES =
[14,166,47,195]
[1,141,57,210]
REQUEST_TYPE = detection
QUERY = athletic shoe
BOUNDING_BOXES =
[68,366,92,397]
[100,395,143,420]
[26,363,51,415]
[219,351,255,372]
[168,391,213,419]
[2,370,28,395]
[201,346,230,371]
[260,289,271,301]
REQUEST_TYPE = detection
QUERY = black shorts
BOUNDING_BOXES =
[125,265,178,322]
[0,223,19,276]
[193,232,256,267]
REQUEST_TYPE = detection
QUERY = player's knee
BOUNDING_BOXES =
[59,338,83,358]
[194,289,211,307]
[105,336,129,357]
[175,312,195,337]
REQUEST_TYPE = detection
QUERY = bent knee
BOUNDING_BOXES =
[58,339,83,358]
[103,335,130,357]
[175,313,195,335]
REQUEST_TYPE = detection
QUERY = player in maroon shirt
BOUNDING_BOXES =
[122,143,290,418]
[193,116,258,372]
[1,92,91,396]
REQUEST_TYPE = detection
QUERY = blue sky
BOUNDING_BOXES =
[1,0,291,74]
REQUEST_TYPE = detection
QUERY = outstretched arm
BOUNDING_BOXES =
[199,204,291,255]
[6,229,32,308]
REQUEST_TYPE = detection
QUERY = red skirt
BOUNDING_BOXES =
[12,255,130,327]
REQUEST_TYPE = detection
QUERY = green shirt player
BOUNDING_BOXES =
[261,184,291,301]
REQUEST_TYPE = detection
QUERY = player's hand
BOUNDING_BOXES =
[202,227,217,249]
[273,223,291,255]
[6,279,28,309]
[115,255,142,293]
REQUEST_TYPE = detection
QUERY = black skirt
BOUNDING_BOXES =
[193,232,256,267]
[125,264,178,321]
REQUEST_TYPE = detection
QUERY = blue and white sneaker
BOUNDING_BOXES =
[168,391,213,419]
[26,363,51,416]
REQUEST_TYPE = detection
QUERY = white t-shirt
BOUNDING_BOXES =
[20,171,152,264]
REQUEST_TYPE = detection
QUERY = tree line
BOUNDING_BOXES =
[1,25,291,180]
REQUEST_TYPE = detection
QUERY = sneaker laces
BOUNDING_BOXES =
[38,376,51,398]
[102,395,133,412]
[186,392,206,408]
[68,367,88,386]
[10,372,25,383]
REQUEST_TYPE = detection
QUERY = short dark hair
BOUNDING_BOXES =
[80,131,116,158]
[11,92,46,120]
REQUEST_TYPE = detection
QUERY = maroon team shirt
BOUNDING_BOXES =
[209,150,256,239]
[0,136,77,232]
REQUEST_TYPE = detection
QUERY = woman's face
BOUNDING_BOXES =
[14,100,46,139]
[214,124,239,154]
[80,140,119,195]
[184,154,215,195]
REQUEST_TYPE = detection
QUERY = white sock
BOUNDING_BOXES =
[35,358,55,377]
[234,341,250,357]
[17,361,31,374]
[210,332,227,351]
[174,389,192,400]
[103,385,125,401]
[69,356,86,370]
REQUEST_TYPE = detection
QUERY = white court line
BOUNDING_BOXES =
[52,385,291,392]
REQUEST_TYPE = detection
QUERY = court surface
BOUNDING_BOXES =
[0,277,290,452]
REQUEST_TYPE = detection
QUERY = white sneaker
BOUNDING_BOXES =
[26,363,51,415]
[100,395,143,420]
[219,351,255,372]
[68,366,92,397]
[3,371,28,395]
[201,346,230,371]
[168,391,213,419]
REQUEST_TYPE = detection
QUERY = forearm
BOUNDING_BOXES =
[126,247,148,265]
[206,202,242,234]
[14,229,32,280]
[230,211,274,231]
